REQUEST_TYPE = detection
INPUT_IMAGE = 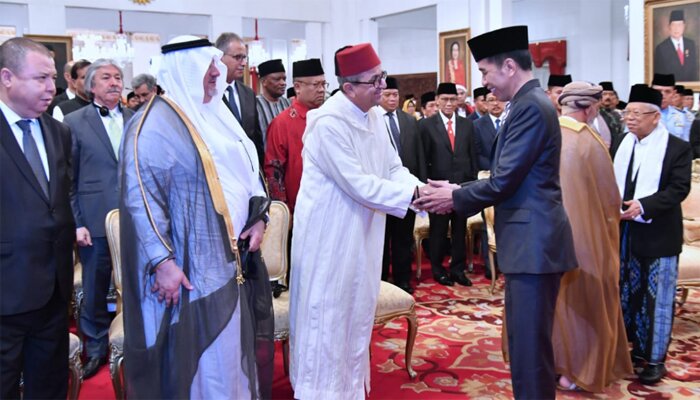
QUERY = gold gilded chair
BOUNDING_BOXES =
[72,248,83,330]
[68,332,82,400]
[260,201,291,374]
[412,214,429,280]
[476,171,498,294]
[466,213,484,272]
[678,171,700,306]
[374,281,418,379]
[105,209,125,399]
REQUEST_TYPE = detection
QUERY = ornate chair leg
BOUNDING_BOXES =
[404,311,418,379]
[283,339,290,376]
[110,352,125,400]
[68,353,82,400]
[488,251,497,295]
[415,237,422,281]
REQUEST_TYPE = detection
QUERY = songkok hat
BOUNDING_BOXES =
[421,91,436,106]
[385,76,399,90]
[674,84,685,93]
[670,9,684,22]
[599,81,615,91]
[547,74,572,88]
[257,59,285,77]
[436,82,458,96]
[335,43,381,77]
[683,88,694,96]
[557,81,602,108]
[629,84,662,108]
[468,25,529,62]
[292,58,324,78]
[652,73,675,87]
[616,100,627,110]
[286,87,295,98]
[161,38,212,54]
[473,86,490,99]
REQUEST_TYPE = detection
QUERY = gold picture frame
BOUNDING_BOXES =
[439,28,471,92]
[24,34,74,90]
[645,0,700,90]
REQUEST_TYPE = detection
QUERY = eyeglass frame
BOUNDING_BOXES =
[621,109,657,118]
[347,71,388,89]
[296,80,330,90]
[224,53,248,62]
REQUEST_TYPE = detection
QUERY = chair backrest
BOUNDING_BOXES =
[105,209,122,313]
[476,170,496,249]
[261,201,290,282]
[682,173,700,220]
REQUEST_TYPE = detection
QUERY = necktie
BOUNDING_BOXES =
[447,119,455,151]
[386,112,401,154]
[226,85,242,123]
[16,119,49,197]
[107,110,123,159]
[495,118,501,130]
[677,43,684,66]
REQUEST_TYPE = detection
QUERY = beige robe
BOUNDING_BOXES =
[552,116,633,391]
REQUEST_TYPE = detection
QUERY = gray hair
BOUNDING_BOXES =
[84,59,123,101]
[214,32,243,52]
[337,71,365,93]
[131,73,156,91]
[0,37,53,72]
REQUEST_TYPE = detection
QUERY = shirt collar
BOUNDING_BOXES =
[0,99,37,126]
[291,98,311,119]
[439,110,455,125]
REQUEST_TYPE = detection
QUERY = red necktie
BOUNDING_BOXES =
[677,43,684,66]
[447,120,455,150]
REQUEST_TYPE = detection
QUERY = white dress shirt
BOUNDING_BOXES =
[0,99,50,179]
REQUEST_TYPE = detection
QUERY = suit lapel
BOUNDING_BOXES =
[0,109,50,204]
[86,107,118,162]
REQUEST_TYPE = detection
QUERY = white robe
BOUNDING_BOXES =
[289,93,422,399]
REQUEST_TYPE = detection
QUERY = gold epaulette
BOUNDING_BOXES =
[558,116,587,133]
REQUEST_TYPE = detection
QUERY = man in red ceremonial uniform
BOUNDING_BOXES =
[264,58,326,214]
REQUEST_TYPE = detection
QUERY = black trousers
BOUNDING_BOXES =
[382,210,416,285]
[428,212,466,277]
[0,284,68,399]
[504,272,562,400]
[78,237,112,358]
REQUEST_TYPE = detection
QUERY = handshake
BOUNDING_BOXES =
[411,179,461,214]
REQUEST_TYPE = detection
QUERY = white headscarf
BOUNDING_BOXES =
[154,35,263,236]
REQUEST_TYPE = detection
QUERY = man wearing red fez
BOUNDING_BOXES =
[415,26,577,399]
[289,43,427,399]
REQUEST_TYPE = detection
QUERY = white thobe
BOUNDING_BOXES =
[289,92,422,399]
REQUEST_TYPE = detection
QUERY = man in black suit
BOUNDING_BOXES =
[420,91,438,119]
[415,26,577,399]
[47,60,75,115]
[612,84,692,385]
[215,32,265,166]
[472,91,506,278]
[64,59,134,379]
[654,9,698,82]
[420,82,476,287]
[469,86,489,120]
[378,77,427,294]
[52,59,91,122]
[0,37,75,399]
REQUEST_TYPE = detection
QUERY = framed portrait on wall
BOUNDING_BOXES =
[24,34,73,90]
[645,0,700,90]
[439,28,471,91]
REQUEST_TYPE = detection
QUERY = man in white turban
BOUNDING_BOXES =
[119,35,274,398]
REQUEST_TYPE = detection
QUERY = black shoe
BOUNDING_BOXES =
[82,357,106,379]
[396,282,415,294]
[450,272,473,286]
[639,363,666,385]
[434,274,454,286]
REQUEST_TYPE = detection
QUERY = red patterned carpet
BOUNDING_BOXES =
[79,261,700,399]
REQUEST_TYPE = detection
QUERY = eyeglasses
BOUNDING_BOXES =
[297,81,329,90]
[224,53,248,62]
[621,110,657,118]
[348,71,388,89]
[438,97,458,103]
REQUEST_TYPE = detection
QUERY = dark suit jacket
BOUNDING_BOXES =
[468,111,482,121]
[1,110,75,315]
[690,118,700,159]
[654,37,699,82]
[64,105,134,238]
[452,79,577,275]
[395,109,427,182]
[472,114,498,171]
[47,91,69,115]
[611,133,692,258]
[224,81,264,166]
[420,112,477,184]
[57,96,91,118]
